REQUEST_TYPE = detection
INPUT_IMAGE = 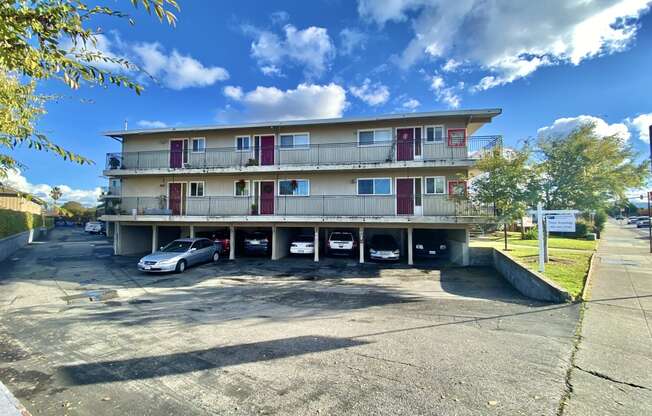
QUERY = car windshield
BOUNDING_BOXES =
[330,233,353,241]
[371,236,397,249]
[248,233,267,240]
[161,241,192,252]
[296,235,313,242]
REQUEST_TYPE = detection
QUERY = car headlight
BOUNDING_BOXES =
[392,250,400,255]
[416,244,424,250]
[440,244,447,250]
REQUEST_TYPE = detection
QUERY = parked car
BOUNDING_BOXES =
[199,230,230,254]
[243,231,270,255]
[327,231,357,256]
[99,222,107,235]
[637,218,650,228]
[413,230,448,259]
[368,234,400,261]
[290,235,315,255]
[138,238,220,273]
[84,221,102,234]
[627,216,639,224]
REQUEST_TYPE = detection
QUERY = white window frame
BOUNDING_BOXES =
[189,181,205,197]
[190,137,206,153]
[357,128,393,147]
[424,176,446,195]
[278,179,310,197]
[233,180,251,197]
[279,132,310,150]
[356,177,392,195]
[424,125,445,143]
[235,135,251,152]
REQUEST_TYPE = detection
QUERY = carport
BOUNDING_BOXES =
[114,223,152,255]
[362,227,407,263]
[321,226,360,262]
[235,226,273,259]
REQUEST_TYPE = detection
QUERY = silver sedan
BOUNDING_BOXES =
[138,238,220,273]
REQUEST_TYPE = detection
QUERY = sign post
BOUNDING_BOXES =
[537,203,545,272]
[648,191,652,254]
[531,205,579,273]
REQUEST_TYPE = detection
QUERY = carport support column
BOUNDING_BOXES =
[229,226,235,260]
[407,226,414,266]
[359,226,365,264]
[113,222,121,255]
[151,225,158,253]
[313,226,319,262]
[271,225,278,260]
[189,225,195,238]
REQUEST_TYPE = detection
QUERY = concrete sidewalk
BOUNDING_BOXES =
[564,221,652,415]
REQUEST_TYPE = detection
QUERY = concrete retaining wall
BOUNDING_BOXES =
[492,249,571,303]
[469,246,493,266]
[0,227,50,263]
[448,229,470,266]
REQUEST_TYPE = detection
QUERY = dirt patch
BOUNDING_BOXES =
[0,334,30,363]
[0,367,53,400]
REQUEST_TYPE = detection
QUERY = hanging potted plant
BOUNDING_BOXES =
[290,179,299,191]
[108,155,121,169]
[251,203,258,215]
[236,179,247,194]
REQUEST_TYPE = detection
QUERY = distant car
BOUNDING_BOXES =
[84,221,102,234]
[627,216,640,224]
[413,230,448,259]
[637,219,650,228]
[615,215,624,220]
[290,235,315,255]
[243,231,270,255]
[368,234,400,261]
[327,231,357,256]
[138,238,220,273]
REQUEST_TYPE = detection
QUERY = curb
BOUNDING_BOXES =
[580,237,601,302]
[0,381,31,416]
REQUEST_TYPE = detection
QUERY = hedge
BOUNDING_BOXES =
[0,209,53,239]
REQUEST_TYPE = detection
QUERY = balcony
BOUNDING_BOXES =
[104,136,501,174]
[101,195,495,222]
[99,185,122,199]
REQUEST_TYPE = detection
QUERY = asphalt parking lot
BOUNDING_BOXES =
[0,228,579,415]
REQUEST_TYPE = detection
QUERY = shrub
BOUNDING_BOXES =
[594,210,607,232]
[522,227,538,240]
[0,209,51,239]
[574,220,589,238]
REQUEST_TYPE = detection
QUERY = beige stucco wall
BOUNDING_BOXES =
[120,116,482,153]
[120,168,467,197]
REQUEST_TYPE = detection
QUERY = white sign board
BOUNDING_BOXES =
[547,214,576,232]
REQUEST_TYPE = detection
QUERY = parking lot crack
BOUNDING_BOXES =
[572,365,650,391]
[352,352,421,369]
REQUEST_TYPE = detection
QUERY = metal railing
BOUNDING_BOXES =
[101,195,495,218]
[105,136,501,171]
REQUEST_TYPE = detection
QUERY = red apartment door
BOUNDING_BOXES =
[260,181,275,215]
[169,140,184,168]
[169,183,183,215]
[260,135,275,166]
[396,128,414,161]
[396,178,414,215]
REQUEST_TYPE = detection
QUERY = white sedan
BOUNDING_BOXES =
[290,235,315,255]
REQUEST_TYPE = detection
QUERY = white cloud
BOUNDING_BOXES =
[137,120,167,128]
[62,33,130,72]
[223,83,347,121]
[349,78,390,106]
[223,85,244,100]
[248,24,335,77]
[429,75,461,108]
[441,58,462,72]
[132,42,229,89]
[402,98,420,110]
[358,0,652,90]
[2,169,101,207]
[626,113,652,143]
[537,115,631,140]
[261,65,283,76]
[340,28,368,55]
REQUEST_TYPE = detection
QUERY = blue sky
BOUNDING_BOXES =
[6,0,652,204]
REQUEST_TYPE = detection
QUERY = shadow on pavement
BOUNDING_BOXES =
[57,335,368,385]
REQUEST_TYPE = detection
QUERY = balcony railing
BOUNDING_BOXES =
[105,136,501,171]
[102,195,495,218]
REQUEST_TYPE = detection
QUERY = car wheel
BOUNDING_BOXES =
[212,251,219,262]
[175,260,186,273]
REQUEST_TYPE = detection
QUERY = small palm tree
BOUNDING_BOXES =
[50,186,63,206]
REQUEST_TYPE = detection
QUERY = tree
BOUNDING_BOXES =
[49,186,62,206]
[0,0,179,176]
[538,124,649,211]
[473,145,536,250]
[61,200,95,221]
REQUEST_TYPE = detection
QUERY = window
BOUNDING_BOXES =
[448,129,467,147]
[279,179,310,196]
[358,129,392,146]
[425,126,444,143]
[357,178,391,195]
[234,180,250,196]
[189,181,204,197]
[448,180,467,197]
[236,136,251,151]
[279,133,310,149]
[191,138,205,153]
[425,177,446,194]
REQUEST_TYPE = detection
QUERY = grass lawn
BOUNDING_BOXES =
[471,232,595,298]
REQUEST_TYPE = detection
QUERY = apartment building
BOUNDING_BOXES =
[100,109,501,265]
